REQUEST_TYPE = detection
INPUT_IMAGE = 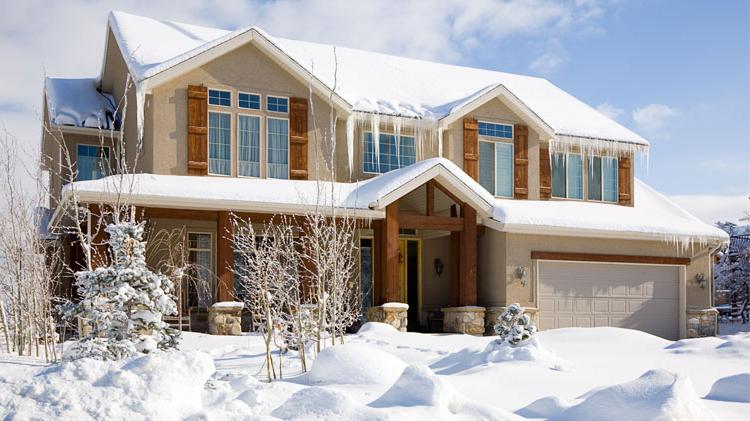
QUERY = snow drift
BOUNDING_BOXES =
[306,343,407,385]
[705,373,750,403]
[272,387,382,420]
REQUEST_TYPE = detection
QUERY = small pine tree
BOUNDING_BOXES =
[494,303,537,346]
[62,221,180,360]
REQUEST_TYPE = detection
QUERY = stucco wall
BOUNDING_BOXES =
[421,235,452,312]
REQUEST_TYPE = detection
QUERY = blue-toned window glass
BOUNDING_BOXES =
[208,112,231,175]
[567,154,583,199]
[478,142,495,194]
[378,134,399,173]
[208,89,231,107]
[495,143,513,197]
[363,133,417,173]
[399,136,416,167]
[238,115,260,177]
[551,153,566,198]
[76,145,110,181]
[478,121,513,139]
[603,157,619,202]
[238,92,260,110]
[267,118,289,179]
[363,133,378,173]
[267,96,289,113]
[587,156,602,201]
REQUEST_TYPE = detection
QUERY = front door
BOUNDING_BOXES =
[398,238,421,331]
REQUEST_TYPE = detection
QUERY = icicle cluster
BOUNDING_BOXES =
[493,303,537,346]
[61,221,180,360]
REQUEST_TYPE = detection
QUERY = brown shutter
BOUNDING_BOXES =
[463,118,478,180]
[289,97,309,180]
[618,156,632,206]
[539,146,551,200]
[513,125,529,199]
[187,85,208,175]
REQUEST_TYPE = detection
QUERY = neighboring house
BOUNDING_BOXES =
[41,11,728,340]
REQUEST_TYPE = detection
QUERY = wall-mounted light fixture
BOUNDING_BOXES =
[515,266,528,287]
[695,273,707,289]
[434,258,444,276]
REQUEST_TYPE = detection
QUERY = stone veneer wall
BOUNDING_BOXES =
[366,304,408,332]
[686,308,718,338]
[441,306,486,335]
[208,302,244,335]
[484,306,539,336]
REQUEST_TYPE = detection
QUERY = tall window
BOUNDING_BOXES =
[551,153,583,199]
[363,132,416,173]
[588,156,619,202]
[76,145,110,181]
[187,232,213,307]
[208,112,231,175]
[208,89,231,107]
[478,141,513,197]
[360,238,373,321]
[267,117,289,179]
[238,115,260,177]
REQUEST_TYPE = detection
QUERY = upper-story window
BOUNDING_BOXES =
[76,144,110,181]
[477,121,514,197]
[267,117,289,179]
[551,153,583,199]
[238,115,260,177]
[587,156,618,202]
[267,96,289,113]
[208,112,231,175]
[363,132,416,174]
[238,92,261,110]
[208,89,231,107]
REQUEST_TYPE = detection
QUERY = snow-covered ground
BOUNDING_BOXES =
[1,325,749,420]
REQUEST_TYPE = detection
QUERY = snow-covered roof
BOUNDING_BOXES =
[105,11,648,149]
[45,78,117,129]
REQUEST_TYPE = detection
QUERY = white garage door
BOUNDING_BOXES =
[538,261,680,340]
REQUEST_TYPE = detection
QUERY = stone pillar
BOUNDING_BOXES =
[208,302,244,335]
[686,308,718,338]
[366,303,408,332]
[441,306,485,335]
[485,306,539,336]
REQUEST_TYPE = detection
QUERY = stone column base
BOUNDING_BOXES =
[687,308,718,338]
[441,306,485,335]
[209,302,244,335]
[366,303,408,332]
[485,306,539,336]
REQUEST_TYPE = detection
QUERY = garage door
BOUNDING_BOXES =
[538,261,680,340]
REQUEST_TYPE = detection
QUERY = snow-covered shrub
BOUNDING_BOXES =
[62,221,180,360]
[493,303,537,346]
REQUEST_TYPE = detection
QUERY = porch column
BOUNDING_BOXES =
[459,205,477,306]
[380,202,400,303]
[372,220,383,305]
[449,204,460,306]
[216,211,234,302]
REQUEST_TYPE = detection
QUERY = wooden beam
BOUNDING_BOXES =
[426,180,435,216]
[381,202,400,303]
[398,214,463,231]
[459,205,477,306]
[434,181,464,206]
[141,207,218,221]
[449,205,460,307]
[216,211,234,302]
[530,251,691,266]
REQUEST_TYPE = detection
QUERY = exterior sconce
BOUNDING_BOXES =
[434,258,444,276]
[695,273,707,289]
[515,266,528,286]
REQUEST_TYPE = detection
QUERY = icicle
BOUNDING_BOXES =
[438,129,443,157]
[372,113,380,169]
[135,81,147,151]
[346,114,355,177]
[549,134,649,163]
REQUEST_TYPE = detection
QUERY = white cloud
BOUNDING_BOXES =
[669,194,750,225]
[596,102,624,120]
[529,52,565,75]
[632,103,678,131]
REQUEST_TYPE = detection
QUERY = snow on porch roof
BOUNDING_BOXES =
[45,78,117,129]
[106,11,649,148]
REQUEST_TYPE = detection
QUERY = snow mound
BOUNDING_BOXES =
[515,396,571,419]
[666,332,750,358]
[307,343,406,385]
[357,322,399,335]
[553,369,715,421]
[272,387,382,420]
[705,373,750,403]
[483,337,559,365]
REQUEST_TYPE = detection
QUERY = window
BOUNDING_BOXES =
[478,121,513,139]
[187,232,213,307]
[587,156,619,202]
[478,141,513,197]
[76,144,110,181]
[208,112,231,175]
[551,153,583,199]
[363,132,417,173]
[267,117,289,179]
[238,92,260,110]
[267,96,289,113]
[360,238,373,320]
[208,89,231,107]
[587,157,603,201]
[603,157,619,202]
[238,115,260,177]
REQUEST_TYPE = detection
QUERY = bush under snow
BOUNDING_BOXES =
[306,343,406,385]
[493,303,537,346]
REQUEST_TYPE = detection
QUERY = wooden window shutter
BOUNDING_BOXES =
[539,146,552,200]
[513,125,529,199]
[289,97,309,180]
[187,85,208,175]
[463,118,478,180]
[618,156,633,206]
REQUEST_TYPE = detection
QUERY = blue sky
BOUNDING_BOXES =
[0,0,747,222]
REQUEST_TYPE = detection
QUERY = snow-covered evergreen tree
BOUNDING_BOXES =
[715,247,750,323]
[62,221,180,360]
[494,303,537,346]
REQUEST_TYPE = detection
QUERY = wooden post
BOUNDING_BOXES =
[449,205,460,307]
[459,205,477,306]
[372,220,383,305]
[426,180,435,216]
[381,202,400,303]
[216,211,234,302]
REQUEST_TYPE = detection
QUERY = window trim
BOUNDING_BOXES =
[207,88,232,108]
[75,143,111,181]
[207,110,233,177]
[478,139,514,198]
[477,120,515,140]
[361,130,418,175]
[266,116,291,179]
[266,95,290,114]
[236,113,263,179]
[237,91,262,110]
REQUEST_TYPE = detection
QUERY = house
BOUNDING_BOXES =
[41,11,728,340]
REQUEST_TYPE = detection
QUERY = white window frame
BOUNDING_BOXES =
[266,95,290,114]
[75,143,111,181]
[477,120,515,140]
[207,110,233,177]
[361,131,417,175]
[237,91,262,110]
[585,155,619,203]
[236,113,263,179]
[478,139,514,198]
[565,153,584,201]
[601,156,619,203]
[266,116,291,179]
[207,88,232,108]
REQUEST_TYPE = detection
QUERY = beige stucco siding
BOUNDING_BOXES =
[421,235,452,312]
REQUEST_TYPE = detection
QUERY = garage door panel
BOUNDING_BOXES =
[593,299,609,313]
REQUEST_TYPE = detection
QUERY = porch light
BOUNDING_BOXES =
[694,273,707,289]
[515,266,528,286]
[434,258,444,276]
